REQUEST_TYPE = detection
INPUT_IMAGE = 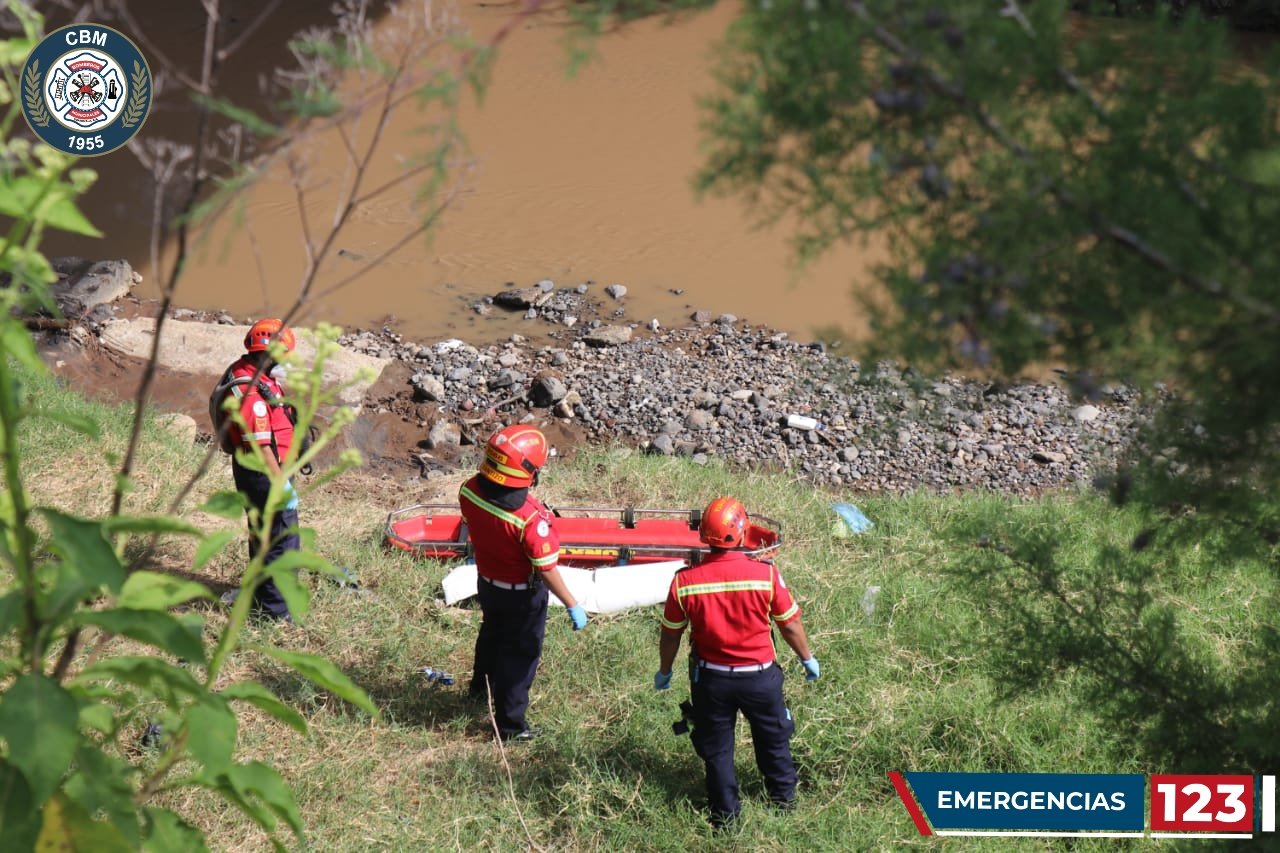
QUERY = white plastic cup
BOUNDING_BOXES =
[786,414,820,431]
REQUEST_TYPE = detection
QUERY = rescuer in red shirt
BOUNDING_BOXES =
[459,424,589,741]
[222,318,299,622]
[656,496,820,828]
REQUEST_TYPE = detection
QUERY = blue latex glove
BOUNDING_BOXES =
[802,658,820,681]
[283,479,299,511]
[567,604,588,631]
[654,670,672,691]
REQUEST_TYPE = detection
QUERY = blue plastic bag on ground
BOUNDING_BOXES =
[832,503,874,536]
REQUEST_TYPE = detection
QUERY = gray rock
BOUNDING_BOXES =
[1072,405,1101,423]
[493,287,551,310]
[686,410,715,431]
[488,369,523,390]
[427,420,461,449]
[583,325,632,347]
[50,258,136,318]
[530,373,568,408]
[411,373,446,402]
[691,390,718,409]
[650,433,676,455]
[605,284,628,300]
[556,389,582,419]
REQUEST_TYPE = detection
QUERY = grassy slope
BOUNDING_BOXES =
[20,365,1259,852]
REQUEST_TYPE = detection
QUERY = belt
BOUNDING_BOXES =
[698,660,773,673]
[480,576,530,591]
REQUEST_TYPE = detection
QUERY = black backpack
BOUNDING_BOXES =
[208,367,314,471]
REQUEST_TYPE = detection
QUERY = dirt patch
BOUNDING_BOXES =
[42,331,220,420]
[38,326,592,484]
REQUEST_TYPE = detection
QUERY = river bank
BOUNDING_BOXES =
[36,257,1145,496]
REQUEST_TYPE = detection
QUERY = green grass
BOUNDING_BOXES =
[12,365,1271,851]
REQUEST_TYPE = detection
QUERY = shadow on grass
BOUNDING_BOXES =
[595,728,706,809]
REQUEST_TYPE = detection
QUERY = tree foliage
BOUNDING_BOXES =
[0,0,485,846]
[665,0,1280,768]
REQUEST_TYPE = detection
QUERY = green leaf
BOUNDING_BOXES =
[258,549,334,575]
[198,491,246,520]
[267,568,309,624]
[75,609,207,664]
[77,701,116,736]
[63,746,140,847]
[142,807,210,853]
[73,656,203,705]
[0,591,22,636]
[0,318,44,376]
[38,508,126,596]
[186,699,238,780]
[0,175,102,237]
[102,516,203,537]
[0,674,79,807]
[219,682,307,734]
[257,550,336,625]
[0,758,39,853]
[39,561,98,625]
[220,762,303,839]
[0,38,37,67]
[118,572,213,610]
[36,792,132,853]
[192,529,237,571]
[249,645,377,716]
[30,408,100,439]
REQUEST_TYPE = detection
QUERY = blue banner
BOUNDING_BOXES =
[904,772,1145,832]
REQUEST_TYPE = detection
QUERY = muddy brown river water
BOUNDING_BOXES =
[42,0,880,346]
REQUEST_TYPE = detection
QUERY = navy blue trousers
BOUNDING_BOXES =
[232,460,297,620]
[470,580,548,737]
[689,663,797,822]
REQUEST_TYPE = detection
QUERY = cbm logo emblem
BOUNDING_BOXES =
[20,24,151,157]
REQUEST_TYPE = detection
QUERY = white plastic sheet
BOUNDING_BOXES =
[441,560,686,614]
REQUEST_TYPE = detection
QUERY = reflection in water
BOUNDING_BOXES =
[43,1,881,346]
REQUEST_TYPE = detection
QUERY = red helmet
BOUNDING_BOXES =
[245,318,296,354]
[700,496,749,549]
[479,425,549,488]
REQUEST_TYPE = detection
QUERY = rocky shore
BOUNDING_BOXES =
[41,260,1147,495]
[344,318,1144,495]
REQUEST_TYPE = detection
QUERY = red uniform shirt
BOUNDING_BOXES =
[226,357,293,459]
[660,550,801,667]
[458,475,560,585]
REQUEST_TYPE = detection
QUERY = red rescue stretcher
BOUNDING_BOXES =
[384,503,783,566]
